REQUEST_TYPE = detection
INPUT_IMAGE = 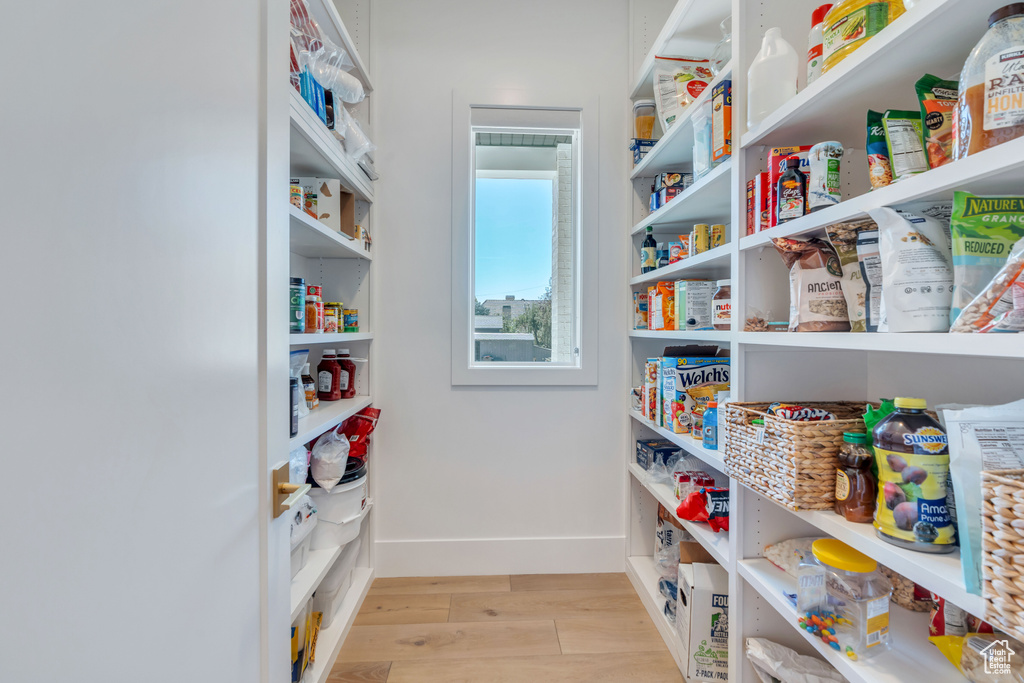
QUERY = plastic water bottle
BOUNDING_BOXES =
[747,27,799,130]
[702,401,719,450]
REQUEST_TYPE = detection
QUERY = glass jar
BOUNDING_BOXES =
[713,280,731,330]
[289,277,305,332]
[305,285,324,334]
[709,16,732,76]
[955,4,1024,158]
[633,99,656,140]
[835,432,876,523]
[324,302,342,333]
[801,539,893,659]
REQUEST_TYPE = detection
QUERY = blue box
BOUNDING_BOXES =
[636,438,681,471]
[631,138,657,166]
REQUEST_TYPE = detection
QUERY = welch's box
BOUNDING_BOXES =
[676,562,729,682]
[660,345,730,434]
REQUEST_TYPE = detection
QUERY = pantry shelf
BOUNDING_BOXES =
[629,329,731,343]
[305,0,374,93]
[300,567,374,683]
[738,331,1024,359]
[740,135,1024,250]
[291,395,373,449]
[629,463,730,566]
[289,206,372,260]
[290,545,344,622]
[629,63,732,180]
[740,0,1002,148]
[629,243,730,285]
[290,332,374,346]
[630,410,725,472]
[738,559,964,683]
[629,0,732,100]
[631,160,732,235]
[740,482,983,616]
[625,556,686,671]
[290,91,373,202]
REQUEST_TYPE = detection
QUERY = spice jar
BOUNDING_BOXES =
[305,285,324,334]
[289,277,305,332]
[713,280,731,330]
[835,432,876,523]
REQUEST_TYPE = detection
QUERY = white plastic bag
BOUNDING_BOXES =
[653,55,713,130]
[310,425,350,491]
[290,446,310,485]
[868,206,953,332]
[746,638,848,683]
[341,107,376,161]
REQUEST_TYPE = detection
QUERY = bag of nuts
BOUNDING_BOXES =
[951,237,1024,333]
[772,237,851,332]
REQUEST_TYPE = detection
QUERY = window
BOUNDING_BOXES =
[451,92,599,385]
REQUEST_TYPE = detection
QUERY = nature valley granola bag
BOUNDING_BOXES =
[950,191,1024,323]
[772,237,851,331]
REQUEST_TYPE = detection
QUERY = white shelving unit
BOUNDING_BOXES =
[626,0,1021,681]
[283,4,376,682]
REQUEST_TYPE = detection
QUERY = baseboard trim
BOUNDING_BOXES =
[374,535,626,577]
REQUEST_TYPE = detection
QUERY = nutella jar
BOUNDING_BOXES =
[713,279,731,330]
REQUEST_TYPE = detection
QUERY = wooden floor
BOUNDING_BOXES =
[326,573,684,682]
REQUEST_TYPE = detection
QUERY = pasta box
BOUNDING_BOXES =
[676,562,730,682]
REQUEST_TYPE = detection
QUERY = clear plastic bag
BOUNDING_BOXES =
[290,446,310,484]
[290,0,354,85]
[341,107,376,161]
[310,425,350,491]
[648,450,680,486]
[746,638,848,683]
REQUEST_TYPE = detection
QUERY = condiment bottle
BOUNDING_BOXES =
[776,156,807,223]
[337,349,358,400]
[317,349,343,401]
[955,4,1024,158]
[806,4,833,85]
[872,397,954,553]
[835,432,875,523]
[641,226,657,273]
[712,280,731,330]
[747,27,799,129]
[305,285,324,334]
[300,363,318,411]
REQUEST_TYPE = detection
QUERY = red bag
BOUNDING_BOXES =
[677,487,730,532]
[340,407,381,460]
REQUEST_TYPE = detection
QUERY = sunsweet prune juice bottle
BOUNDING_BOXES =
[872,397,955,553]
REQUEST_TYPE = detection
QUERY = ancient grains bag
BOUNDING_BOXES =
[868,206,954,332]
[825,218,879,332]
[772,237,851,331]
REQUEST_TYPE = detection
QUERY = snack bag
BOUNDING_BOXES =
[916,74,958,169]
[882,110,928,182]
[866,110,893,189]
[653,56,713,130]
[950,191,1024,324]
[825,218,879,332]
[677,487,730,531]
[772,237,851,331]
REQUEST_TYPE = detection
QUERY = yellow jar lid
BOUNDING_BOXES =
[894,397,927,410]
[812,539,877,573]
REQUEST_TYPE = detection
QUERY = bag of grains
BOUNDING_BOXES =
[772,237,851,332]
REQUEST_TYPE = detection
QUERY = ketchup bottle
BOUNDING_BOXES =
[337,348,357,399]
[317,349,342,401]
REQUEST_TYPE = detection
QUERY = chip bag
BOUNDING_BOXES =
[653,56,713,130]
[677,487,730,532]
[916,74,957,169]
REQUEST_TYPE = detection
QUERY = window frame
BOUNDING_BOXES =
[451,89,599,386]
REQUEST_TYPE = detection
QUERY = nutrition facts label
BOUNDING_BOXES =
[975,425,1024,469]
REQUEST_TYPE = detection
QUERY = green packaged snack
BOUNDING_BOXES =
[881,110,927,182]
[949,191,1024,322]
[866,110,891,190]
[915,74,957,169]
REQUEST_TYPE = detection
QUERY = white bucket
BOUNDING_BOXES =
[309,474,367,525]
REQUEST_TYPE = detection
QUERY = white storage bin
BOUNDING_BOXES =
[308,474,367,525]
[310,500,370,551]
[314,538,362,627]
[290,535,312,579]
[289,495,318,578]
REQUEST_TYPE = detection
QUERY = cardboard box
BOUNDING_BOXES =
[645,358,660,423]
[746,179,755,236]
[636,440,681,472]
[767,146,811,229]
[659,346,730,434]
[633,291,648,330]
[679,539,717,565]
[631,138,657,166]
[650,189,660,213]
[676,562,730,682]
[659,186,685,206]
[674,280,714,332]
[655,172,692,192]
[754,172,770,232]
[711,80,732,164]
[293,177,355,237]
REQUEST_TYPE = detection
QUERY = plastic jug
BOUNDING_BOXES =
[747,27,799,130]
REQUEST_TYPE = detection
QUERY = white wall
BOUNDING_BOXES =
[0,1,267,680]
[372,0,630,575]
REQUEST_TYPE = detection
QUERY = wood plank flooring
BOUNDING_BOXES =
[328,573,683,682]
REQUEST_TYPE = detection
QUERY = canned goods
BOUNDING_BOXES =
[343,309,358,332]
[324,302,342,333]
[289,277,305,332]
[693,224,712,254]
[711,224,725,248]
[305,285,322,299]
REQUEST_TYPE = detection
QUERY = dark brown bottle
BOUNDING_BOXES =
[776,156,807,223]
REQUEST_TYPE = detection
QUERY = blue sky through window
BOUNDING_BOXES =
[474,178,553,302]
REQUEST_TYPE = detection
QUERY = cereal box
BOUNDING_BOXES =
[645,358,660,423]
[754,172,770,232]
[674,280,715,331]
[746,179,755,236]
[711,80,732,164]
[633,291,649,330]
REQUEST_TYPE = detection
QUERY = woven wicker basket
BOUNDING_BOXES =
[981,469,1024,639]
[723,401,873,511]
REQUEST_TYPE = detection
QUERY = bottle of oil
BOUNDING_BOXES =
[641,226,657,273]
